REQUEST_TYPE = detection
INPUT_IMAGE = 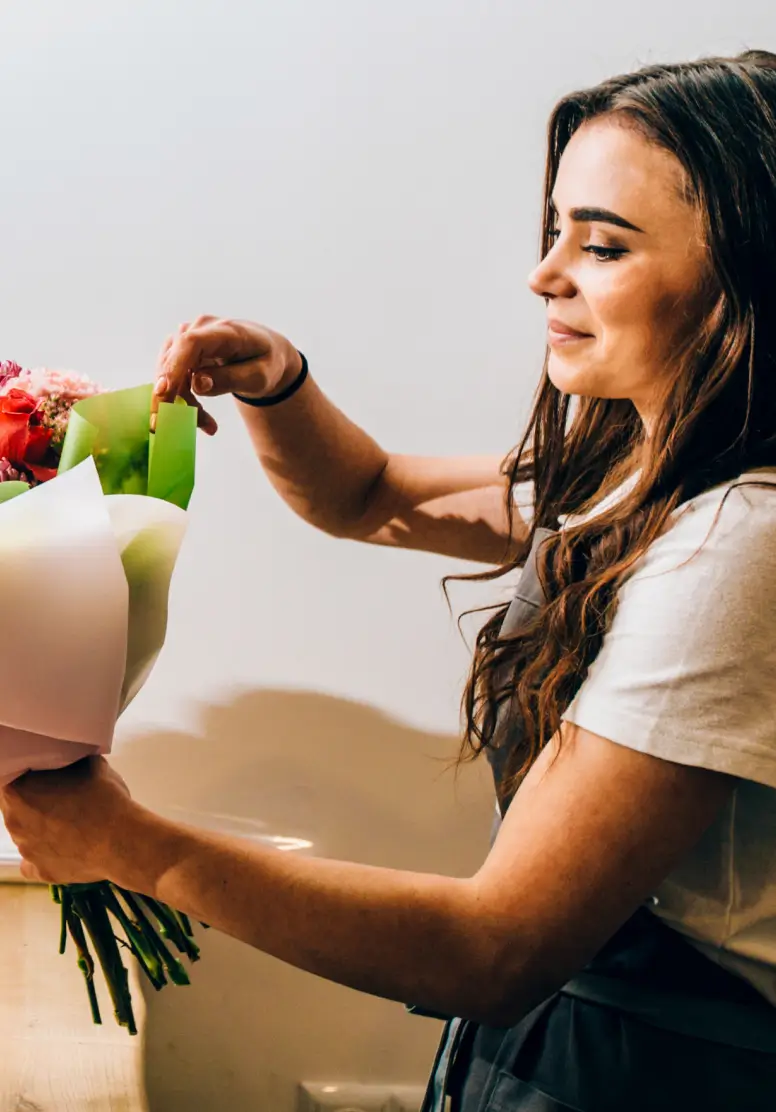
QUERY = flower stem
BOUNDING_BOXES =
[115,889,191,987]
[58,887,71,955]
[99,883,167,991]
[71,890,136,1035]
[58,882,200,1029]
[139,894,201,962]
[64,902,102,1026]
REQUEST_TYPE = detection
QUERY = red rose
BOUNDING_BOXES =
[0,389,38,461]
[0,388,37,416]
[24,424,53,463]
[0,388,54,477]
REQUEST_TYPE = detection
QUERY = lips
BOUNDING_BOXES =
[547,318,591,338]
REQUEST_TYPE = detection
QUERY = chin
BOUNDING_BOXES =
[546,352,621,401]
[547,353,596,396]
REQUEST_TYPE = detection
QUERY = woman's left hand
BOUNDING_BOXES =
[0,757,135,884]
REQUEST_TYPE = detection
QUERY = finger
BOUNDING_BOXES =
[191,356,275,399]
[174,315,219,342]
[155,335,174,378]
[152,335,176,417]
[19,859,39,882]
[151,333,206,430]
[152,318,269,429]
[151,319,209,416]
[179,380,219,435]
[152,340,222,422]
[191,371,215,395]
[152,376,217,434]
[154,325,223,404]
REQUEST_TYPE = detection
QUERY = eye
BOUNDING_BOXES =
[583,244,628,262]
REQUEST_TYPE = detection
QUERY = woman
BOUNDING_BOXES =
[4,49,776,1110]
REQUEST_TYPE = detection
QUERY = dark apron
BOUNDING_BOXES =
[414,528,776,1111]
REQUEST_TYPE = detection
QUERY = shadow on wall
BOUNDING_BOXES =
[112,688,494,1112]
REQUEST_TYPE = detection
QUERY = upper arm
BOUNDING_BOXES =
[354,453,529,564]
[466,490,776,1024]
[470,724,734,1025]
[563,490,776,784]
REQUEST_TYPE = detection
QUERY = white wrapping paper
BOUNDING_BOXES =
[0,457,186,786]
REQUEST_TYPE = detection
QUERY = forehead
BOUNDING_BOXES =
[553,119,691,229]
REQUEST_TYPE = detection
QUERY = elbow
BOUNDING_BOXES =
[463,968,544,1029]
[319,514,374,541]
[328,461,393,542]
[298,472,392,542]
[275,503,371,541]
[311,516,373,542]
[410,884,561,1027]
[455,927,561,1028]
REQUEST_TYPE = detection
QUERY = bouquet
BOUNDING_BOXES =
[0,358,200,1034]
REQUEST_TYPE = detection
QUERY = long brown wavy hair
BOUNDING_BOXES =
[460,49,776,806]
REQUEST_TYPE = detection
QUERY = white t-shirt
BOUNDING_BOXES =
[551,469,776,1004]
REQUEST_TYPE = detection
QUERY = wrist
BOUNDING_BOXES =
[234,349,308,408]
[273,344,304,395]
[104,802,192,900]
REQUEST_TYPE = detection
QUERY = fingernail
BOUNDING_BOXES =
[154,376,168,396]
[194,373,213,394]
[150,413,157,432]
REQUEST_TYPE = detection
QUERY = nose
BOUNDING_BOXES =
[527,244,576,301]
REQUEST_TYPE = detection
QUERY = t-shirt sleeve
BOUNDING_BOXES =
[562,486,776,788]
[512,480,534,529]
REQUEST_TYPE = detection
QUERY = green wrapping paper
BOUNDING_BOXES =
[0,480,29,503]
[58,385,197,507]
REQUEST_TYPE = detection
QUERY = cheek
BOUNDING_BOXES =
[650,284,700,340]
[589,269,689,360]
[588,271,653,335]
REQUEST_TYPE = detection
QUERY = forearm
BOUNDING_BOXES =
[111,806,501,1020]
[237,367,514,554]
[237,371,390,537]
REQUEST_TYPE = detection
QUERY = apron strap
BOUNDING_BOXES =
[562,970,776,1053]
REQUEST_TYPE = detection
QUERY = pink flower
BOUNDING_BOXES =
[0,361,24,392]
[0,456,36,485]
[0,361,104,483]
[0,367,101,400]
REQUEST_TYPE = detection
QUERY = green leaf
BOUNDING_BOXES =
[0,481,29,503]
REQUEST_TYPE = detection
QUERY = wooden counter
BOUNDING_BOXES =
[0,880,148,1112]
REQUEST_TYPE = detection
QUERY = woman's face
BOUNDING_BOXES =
[528,118,709,426]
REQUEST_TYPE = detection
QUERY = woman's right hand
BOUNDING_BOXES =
[152,315,303,434]
[152,315,517,564]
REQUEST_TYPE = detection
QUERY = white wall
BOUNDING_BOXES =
[0,2,773,1109]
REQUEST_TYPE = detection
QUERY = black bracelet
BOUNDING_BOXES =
[233,352,309,407]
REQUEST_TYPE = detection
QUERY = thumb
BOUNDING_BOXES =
[19,859,39,882]
[191,356,279,399]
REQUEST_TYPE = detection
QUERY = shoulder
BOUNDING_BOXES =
[563,473,776,786]
[624,471,776,593]
[675,470,776,534]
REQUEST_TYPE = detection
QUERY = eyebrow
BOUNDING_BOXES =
[550,200,645,234]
